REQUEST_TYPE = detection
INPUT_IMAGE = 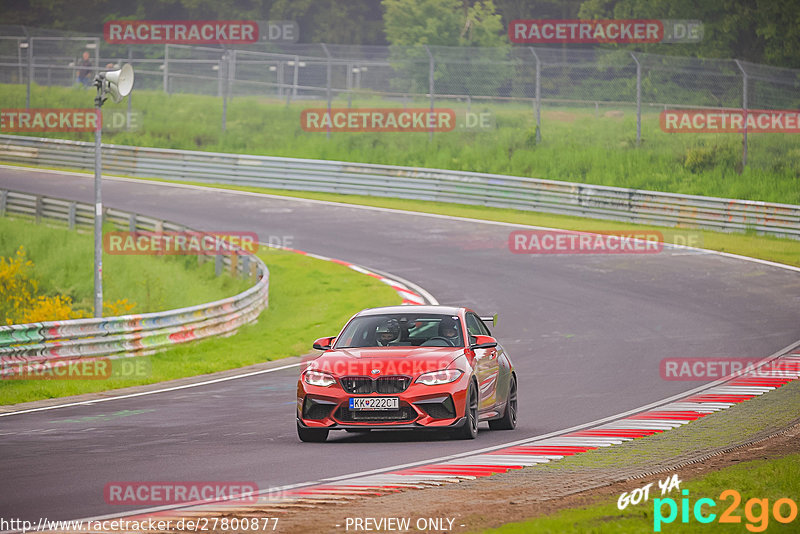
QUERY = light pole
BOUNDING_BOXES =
[92,64,134,317]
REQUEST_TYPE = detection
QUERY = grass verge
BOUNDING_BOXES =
[0,247,400,404]
[477,379,800,533]
[2,83,799,203]
[0,215,250,316]
[480,453,800,533]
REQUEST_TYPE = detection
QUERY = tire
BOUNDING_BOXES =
[489,374,517,430]
[297,421,329,442]
[452,381,478,440]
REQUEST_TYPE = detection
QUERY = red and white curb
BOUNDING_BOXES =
[279,353,800,493]
[81,350,800,527]
[276,246,431,306]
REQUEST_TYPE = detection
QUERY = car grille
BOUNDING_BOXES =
[340,377,373,394]
[340,376,411,394]
[335,405,417,423]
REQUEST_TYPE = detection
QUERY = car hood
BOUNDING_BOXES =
[307,347,462,377]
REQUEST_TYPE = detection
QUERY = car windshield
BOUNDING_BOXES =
[334,313,464,348]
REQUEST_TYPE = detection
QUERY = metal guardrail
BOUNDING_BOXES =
[0,189,269,373]
[1,134,798,238]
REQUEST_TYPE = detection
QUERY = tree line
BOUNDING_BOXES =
[4,0,798,68]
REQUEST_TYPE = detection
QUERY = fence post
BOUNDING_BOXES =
[163,44,169,94]
[346,62,352,108]
[127,46,133,117]
[292,54,299,100]
[530,47,541,143]
[26,38,33,109]
[217,55,224,97]
[630,52,641,146]
[277,60,284,99]
[424,45,434,142]
[285,56,298,106]
[0,190,7,217]
[222,51,228,132]
[734,59,748,170]
[321,43,332,140]
[215,254,223,277]
[16,38,23,84]
[230,49,237,102]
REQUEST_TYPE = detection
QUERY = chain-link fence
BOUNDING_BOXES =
[2,26,799,155]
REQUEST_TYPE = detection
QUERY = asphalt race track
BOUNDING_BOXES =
[1,166,799,523]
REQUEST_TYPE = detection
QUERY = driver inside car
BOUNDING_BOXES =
[438,318,461,345]
[375,319,400,346]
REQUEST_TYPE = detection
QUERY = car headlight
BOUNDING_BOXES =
[303,370,336,387]
[415,369,463,386]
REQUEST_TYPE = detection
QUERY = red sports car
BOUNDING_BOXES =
[296,305,517,442]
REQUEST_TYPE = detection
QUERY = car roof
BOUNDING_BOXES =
[355,305,465,317]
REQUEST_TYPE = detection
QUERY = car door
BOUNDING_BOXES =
[466,312,500,413]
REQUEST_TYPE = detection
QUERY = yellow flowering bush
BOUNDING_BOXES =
[1,246,135,325]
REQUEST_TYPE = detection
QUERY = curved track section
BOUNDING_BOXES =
[1,166,798,523]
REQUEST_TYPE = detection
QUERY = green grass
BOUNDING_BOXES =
[0,216,250,316]
[2,83,798,203]
[0,247,401,404]
[479,453,800,533]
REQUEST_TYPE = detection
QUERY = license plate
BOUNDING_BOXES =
[349,397,399,411]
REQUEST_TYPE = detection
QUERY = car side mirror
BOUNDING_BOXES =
[470,335,497,350]
[312,336,335,351]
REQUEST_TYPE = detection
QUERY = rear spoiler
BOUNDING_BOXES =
[480,314,498,327]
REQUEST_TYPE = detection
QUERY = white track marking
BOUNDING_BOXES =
[0,362,303,418]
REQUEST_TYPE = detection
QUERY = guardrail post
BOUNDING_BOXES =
[128,212,137,232]
[34,195,42,223]
[630,52,641,146]
[215,254,223,277]
[68,202,76,229]
[230,253,239,277]
[241,254,250,279]
[0,190,7,217]
[530,47,541,143]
